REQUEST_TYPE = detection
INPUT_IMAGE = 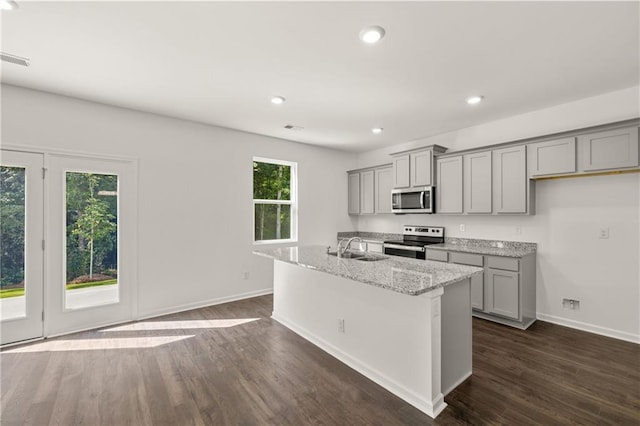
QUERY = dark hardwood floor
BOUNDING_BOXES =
[1,294,638,425]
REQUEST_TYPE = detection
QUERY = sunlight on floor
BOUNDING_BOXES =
[99,318,261,332]
[3,335,194,353]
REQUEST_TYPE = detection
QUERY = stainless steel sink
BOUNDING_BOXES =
[327,251,387,262]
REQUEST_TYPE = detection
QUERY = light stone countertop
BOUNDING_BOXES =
[426,237,536,258]
[254,245,483,296]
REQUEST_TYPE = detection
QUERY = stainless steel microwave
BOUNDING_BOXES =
[391,187,435,214]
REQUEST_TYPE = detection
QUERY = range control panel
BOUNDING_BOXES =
[403,226,444,237]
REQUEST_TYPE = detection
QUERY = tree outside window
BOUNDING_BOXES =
[253,158,297,242]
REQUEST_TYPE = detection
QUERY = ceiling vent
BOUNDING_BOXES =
[1,52,30,67]
[284,124,304,131]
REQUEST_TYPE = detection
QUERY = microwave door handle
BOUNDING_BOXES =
[420,192,425,209]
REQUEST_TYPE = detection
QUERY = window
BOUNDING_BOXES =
[253,157,297,243]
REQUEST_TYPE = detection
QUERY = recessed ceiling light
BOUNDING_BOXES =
[271,96,285,105]
[0,0,19,11]
[466,95,484,105]
[371,127,383,134]
[359,26,386,44]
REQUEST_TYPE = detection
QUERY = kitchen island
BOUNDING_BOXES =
[254,245,483,418]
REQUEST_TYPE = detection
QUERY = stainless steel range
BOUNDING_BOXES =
[383,225,445,259]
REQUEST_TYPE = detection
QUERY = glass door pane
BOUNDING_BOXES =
[65,172,119,310]
[1,166,27,320]
[0,150,44,345]
[46,154,136,337]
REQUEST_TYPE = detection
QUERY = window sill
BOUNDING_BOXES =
[253,239,298,247]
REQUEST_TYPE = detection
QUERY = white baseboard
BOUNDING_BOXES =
[137,288,273,321]
[272,311,447,419]
[536,313,640,344]
[442,371,472,396]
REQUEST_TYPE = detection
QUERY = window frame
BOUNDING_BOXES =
[252,157,298,245]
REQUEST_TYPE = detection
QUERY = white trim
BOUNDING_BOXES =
[1,144,137,163]
[137,288,273,321]
[536,313,640,344]
[271,311,447,419]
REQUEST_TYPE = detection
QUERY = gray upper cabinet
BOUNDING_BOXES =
[392,155,410,188]
[391,145,447,189]
[375,166,392,214]
[348,164,392,216]
[463,151,492,213]
[360,170,375,215]
[528,137,576,177]
[347,172,360,215]
[580,126,639,172]
[493,145,527,214]
[411,149,433,187]
[436,156,463,213]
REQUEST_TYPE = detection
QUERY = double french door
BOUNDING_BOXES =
[1,150,137,345]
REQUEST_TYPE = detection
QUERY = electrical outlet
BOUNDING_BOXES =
[515,226,522,235]
[242,271,250,280]
[599,228,610,239]
[562,298,580,310]
[338,318,345,333]
[460,224,465,232]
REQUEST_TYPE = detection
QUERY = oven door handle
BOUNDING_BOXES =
[384,244,425,252]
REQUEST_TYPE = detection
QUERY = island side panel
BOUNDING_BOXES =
[441,277,472,394]
[271,260,447,418]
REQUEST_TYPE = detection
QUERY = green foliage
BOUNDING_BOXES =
[253,162,290,200]
[66,173,118,281]
[253,162,292,241]
[0,167,26,288]
[0,287,25,299]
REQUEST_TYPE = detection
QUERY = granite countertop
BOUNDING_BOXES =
[254,245,483,296]
[426,238,536,258]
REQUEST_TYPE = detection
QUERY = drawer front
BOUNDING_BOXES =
[449,252,483,267]
[426,250,448,262]
[487,256,519,272]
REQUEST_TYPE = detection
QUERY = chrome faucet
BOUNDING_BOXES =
[337,237,363,257]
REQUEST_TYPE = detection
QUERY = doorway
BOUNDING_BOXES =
[1,149,137,345]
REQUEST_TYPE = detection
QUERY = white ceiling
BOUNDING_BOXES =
[1,1,638,152]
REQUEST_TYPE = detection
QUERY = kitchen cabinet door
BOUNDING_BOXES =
[528,137,576,177]
[360,170,375,215]
[392,154,410,188]
[348,172,360,215]
[470,273,484,311]
[411,149,433,187]
[493,145,527,214]
[486,269,519,320]
[580,127,639,172]
[436,156,463,214]
[375,166,392,214]
[463,151,492,213]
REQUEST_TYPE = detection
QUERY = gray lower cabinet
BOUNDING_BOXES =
[426,248,536,329]
[486,268,519,320]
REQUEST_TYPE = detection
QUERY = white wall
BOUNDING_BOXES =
[357,86,640,343]
[1,84,357,318]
